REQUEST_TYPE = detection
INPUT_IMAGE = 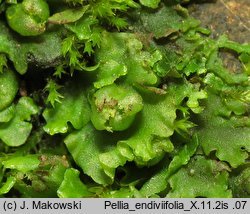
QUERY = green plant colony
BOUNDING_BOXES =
[0,0,249,197]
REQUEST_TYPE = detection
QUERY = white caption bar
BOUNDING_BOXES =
[0,198,249,214]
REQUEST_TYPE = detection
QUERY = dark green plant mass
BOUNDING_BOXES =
[0,0,249,197]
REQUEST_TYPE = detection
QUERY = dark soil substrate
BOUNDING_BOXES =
[188,0,250,43]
